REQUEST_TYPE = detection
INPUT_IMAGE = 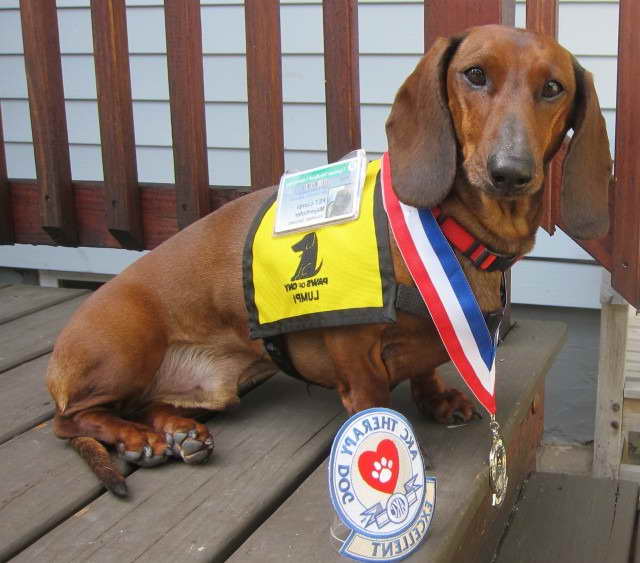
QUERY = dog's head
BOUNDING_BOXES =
[385,25,612,240]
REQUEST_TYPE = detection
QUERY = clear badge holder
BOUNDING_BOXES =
[273,149,368,236]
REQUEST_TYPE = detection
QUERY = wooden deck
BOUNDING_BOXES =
[0,284,636,562]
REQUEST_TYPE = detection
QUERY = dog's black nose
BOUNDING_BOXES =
[488,154,533,192]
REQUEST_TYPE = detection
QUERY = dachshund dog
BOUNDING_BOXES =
[47,25,611,496]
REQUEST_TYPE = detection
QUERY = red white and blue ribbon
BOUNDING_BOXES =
[381,152,498,415]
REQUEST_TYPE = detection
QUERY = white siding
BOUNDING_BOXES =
[0,1,619,307]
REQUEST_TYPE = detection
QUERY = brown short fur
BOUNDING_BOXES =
[48,25,612,496]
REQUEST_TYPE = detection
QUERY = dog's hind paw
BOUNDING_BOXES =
[166,429,214,464]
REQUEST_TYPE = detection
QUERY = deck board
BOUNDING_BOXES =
[0,354,53,445]
[0,285,87,325]
[0,295,86,373]
[0,420,133,562]
[229,320,567,563]
[0,287,579,562]
[494,472,639,563]
[11,375,344,562]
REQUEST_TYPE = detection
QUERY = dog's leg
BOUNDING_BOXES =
[335,377,391,415]
[54,408,171,497]
[136,403,214,464]
[323,326,392,414]
[410,370,482,424]
[54,409,169,466]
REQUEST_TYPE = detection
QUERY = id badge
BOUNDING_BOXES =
[273,149,367,236]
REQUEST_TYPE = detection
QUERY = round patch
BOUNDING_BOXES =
[328,408,427,540]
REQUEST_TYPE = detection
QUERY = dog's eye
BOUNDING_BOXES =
[464,67,487,87]
[542,80,564,99]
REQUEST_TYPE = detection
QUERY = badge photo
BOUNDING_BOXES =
[328,408,436,562]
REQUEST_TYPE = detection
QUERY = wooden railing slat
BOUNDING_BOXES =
[425,0,514,50]
[9,180,247,250]
[526,0,559,235]
[19,0,77,246]
[244,0,285,189]
[0,107,14,245]
[525,0,558,36]
[612,0,640,305]
[90,0,143,250]
[322,0,361,163]
[165,0,211,229]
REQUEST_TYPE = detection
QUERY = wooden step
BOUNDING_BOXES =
[0,294,87,373]
[1,310,566,562]
[0,285,89,444]
[229,320,567,563]
[0,420,133,562]
[0,354,53,445]
[0,285,87,325]
[494,472,638,563]
[9,375,345,562]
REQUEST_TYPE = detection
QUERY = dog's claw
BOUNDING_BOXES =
[181,438,204,457]
[121,447,168,467]
[183,448,211,464]
[451,410,466,424]
[116,435,169,468]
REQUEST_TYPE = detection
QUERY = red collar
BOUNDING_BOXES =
[431,207,521,272]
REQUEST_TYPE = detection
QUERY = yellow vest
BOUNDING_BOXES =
[244,159,397,339]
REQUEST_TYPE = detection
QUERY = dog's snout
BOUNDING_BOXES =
[487,153,533,192]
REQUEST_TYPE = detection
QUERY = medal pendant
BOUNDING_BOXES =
[489,417,508,506]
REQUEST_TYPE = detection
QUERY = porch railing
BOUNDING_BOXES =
[1,0,638,308]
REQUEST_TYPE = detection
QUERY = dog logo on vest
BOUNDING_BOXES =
[291,232,323,281]
[328,408,436,561]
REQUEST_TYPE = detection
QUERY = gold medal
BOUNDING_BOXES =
[489,416,508,506]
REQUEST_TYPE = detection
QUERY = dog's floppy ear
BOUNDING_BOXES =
[561,60,612,239]
[385,36,462,208]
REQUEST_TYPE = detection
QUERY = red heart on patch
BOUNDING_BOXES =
[357,439,399,494]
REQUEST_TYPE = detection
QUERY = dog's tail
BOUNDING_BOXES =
[70,437,128,498]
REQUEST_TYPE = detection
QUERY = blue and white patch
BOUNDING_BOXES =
[328,408,436,561]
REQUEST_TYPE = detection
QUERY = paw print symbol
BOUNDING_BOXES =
[371,457,393,484]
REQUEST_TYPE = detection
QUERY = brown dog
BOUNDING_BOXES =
[47,25,611,496]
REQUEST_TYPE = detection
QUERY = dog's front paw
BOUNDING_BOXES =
[116,430,169,467]
[166,427,214,464]
[413,387,482,425]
